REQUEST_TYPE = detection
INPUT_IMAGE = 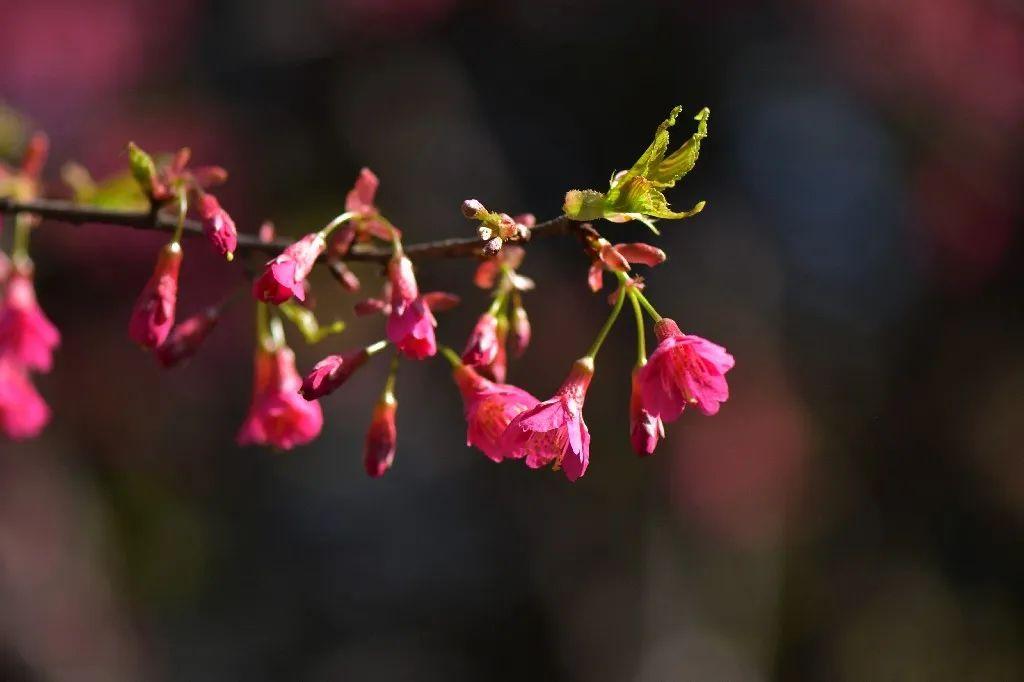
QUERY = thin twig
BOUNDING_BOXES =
[0,196,579,264]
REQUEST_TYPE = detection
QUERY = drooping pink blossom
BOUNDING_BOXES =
[0,270,59,372]
[299,348,370,400]
[461,312,499,367]
[128,242,182,349]
[252,232,326,304]
[0,360,50,440]
[500,357,594,482]
[155,307,219,368]
[197,193,238,260]
[615,242,666,267]
[638,319,734,421]
[452,363,539,462]
[237,346,323,450]
[630,369,664,456]
[386,297,436,360]
[364,397,397,477]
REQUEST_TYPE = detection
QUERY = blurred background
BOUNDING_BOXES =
[1,0,1023,679]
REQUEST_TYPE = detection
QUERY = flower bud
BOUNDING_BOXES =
[156,308,219,368]
[197,194,238,260]
[127,142,159,198]
[129,242,182,349]
[364,397,397,477]
[299,349,370,400]
[461,313,499,367]
[387,254,419,314]
[461,199,487,219]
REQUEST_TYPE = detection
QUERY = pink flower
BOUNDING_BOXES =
[345,167,398,241]
[197,193,238,260]
[461,312,499,366]
[630,369,664,456]
[129,242,182,349]
[155,308,219,368]
[500,357,594,482]
[638,318,734,421]
[364,397,397,477]
[237,346,323,450]
[0,361,50,440]
[386,297,436,360]
[299,349,369,400]
[453,363,539,462]
[252,232,326,304]
[0,270,59,372]
[387,254,418,315]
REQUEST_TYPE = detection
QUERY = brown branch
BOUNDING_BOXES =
[0,196,579,264]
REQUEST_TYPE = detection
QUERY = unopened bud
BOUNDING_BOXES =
[461,199,487,219]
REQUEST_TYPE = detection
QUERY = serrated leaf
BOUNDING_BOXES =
[618,105,682,190]
[127,142,157,196]
[279,301,346,344]
[563,189,608,221]
[63,163,148,210]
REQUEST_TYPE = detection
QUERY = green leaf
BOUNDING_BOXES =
[127,141,157,196]
[618,105,682,189]
[563,189,608,221]
[62,163,148,210]
[279,301,346,344]
[650,107,709,187]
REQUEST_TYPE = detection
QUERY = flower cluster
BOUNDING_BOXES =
[0,133,59,438]
[2,106,734,486]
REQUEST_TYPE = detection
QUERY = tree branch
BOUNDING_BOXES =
[0,196,580,264]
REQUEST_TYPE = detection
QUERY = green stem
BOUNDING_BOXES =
[633,288,662,321]
[487,288,508,316]
[438,345,462,369]
[11,214,31,263]
[382,355,399,401]
[255,302,273,351]
[318,211,358,240]
[366,339,389,357]
[171,190,188,244]
[629,290,647,366]
[585,283,627,360]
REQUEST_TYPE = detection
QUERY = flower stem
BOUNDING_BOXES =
[382,355,399,402]
[438,345,462,369]
[171,190,188,244]
[255,302,273,351]
[629,290,647,367]
[318,211,358,239]
[487,289,508,316]
[585,283,627,360]
[11,214,32,264]
[366,339,389,356]
[633,288,662,321]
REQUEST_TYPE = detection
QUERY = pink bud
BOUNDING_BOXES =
[129,242,182,349]
[197,194,238,260]
[258,221,276,243]
[155,308,219,368]
[299,349,370,400]
[364,397,397,477]
[20,132,49,179]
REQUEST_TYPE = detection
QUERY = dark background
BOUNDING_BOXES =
[1,0,1023,680]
